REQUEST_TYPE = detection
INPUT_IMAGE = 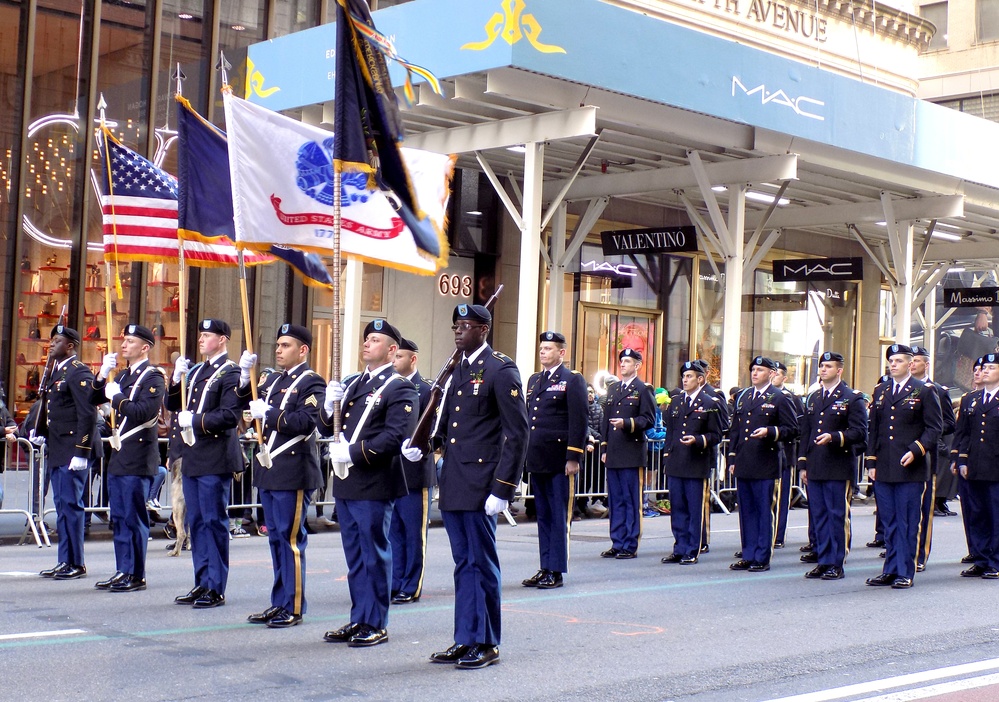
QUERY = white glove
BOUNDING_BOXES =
[29,430,46,447]
[329,433,352,464]
[248,398,269,420]
[68,457,89,471]
[99,352,118,380]
[177,410,193,428]
[401,438,424,462]
[172,356,191,384]
[324,380,345,412]
[104,381,121,400]
[238,350,257,386]
[484,495,508,517]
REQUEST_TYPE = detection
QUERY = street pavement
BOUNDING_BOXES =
[2,501,999,702]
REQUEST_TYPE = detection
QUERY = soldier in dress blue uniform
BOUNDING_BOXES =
[727,356,798,572]
[692,358,728,553]
[387,337,435,605]
[35,326,100,580]
[951,357,984,566]
[319,319,417,648]
[403,303,528,670]
[661,361,724,565]
[521,331,588,589]
[797,351,868,580]
[908,346,957,572]
[238,324,325,628]
[599,348,656,560]
[865,344,942,589]
[952,353,999,579]
[90,324,165,593]
[772,361,805,548]
[166,319,242,609]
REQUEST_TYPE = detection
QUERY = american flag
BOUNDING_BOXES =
[99,130,270,266]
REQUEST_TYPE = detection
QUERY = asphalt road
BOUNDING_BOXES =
[1,502,997,702]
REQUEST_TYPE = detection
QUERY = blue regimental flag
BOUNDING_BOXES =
[334,0,447,266]
[176,96,332,287]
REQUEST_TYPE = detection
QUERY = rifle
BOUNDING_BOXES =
[409,285,504,452]
[32,304,68,437]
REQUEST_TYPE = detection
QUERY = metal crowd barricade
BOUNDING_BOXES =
[1,437,46,547]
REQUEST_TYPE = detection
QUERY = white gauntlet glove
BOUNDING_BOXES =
[238,350,257,387]
[324,380,345,413]
[401,438,424,462]
[104,381,121,400]
[172,356,191,384]
[69,457,89,471]
[99,353,118,380]
[484,495,508,517]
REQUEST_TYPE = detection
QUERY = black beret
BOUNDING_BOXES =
[910,345,929,358]
[123,323,155,346]
[198,318,231,338]
[277,323,312,348]
[773,361,788,372]
[885,344,914,360]
[750,355,776,371]
[820,351,844,363]
[51,325,81,346]
[452,303,491,325]
[619,348,642,362]
[975,356,985,369]
[540,331,566,344]
[681,361,705,376]
[692,359,709,372]
[983,353,999,366]
[398,337,419,352]
[363,319,401,344]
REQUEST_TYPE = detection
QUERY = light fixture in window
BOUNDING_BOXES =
[178,12,193,19]
[231,24,246,31]
[931,231,962,242]
[466,210,483,216]
[744,191,789,206]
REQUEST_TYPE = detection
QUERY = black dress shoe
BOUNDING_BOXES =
[866,572,896,586]
[983,570,999,579]
[661,553,682,564]
[748,562,770,572]
[891,576,913,589]
[679,556,698,565]
[324,622,361,642]
[730,559,752,571]
[110,576,146,592]
[53,564,86,580]
[773,541,785,549]
[700,544,710,553]
[879,551,886,559]
[961,565,987,577]
[916,563,926,573]
[248,606,282,624]
[800,552,818,563]
[40,562,69,578]
[615,550,637,559]
[522,569,547,587]
[193,590,225,609]
[348,624,388,647]
[267,609,302,628]
[804,566,828,579]
[536,572,563,589]
[391,592,419,604]
[456,644,500,669]
[799,543,815,552]
[733,550,743,558]
[822,567,845,580]
[962,554,976,564]
[600,548,619,558]
[175,586,209,605]
[95,571,127,590]
[430,642,471,663]
[866,539,885,548]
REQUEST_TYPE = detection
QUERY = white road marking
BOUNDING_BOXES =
[0,629,87,642]
[764,657,999,701]
[854,671,999,701]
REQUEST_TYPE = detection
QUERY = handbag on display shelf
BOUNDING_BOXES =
[28,319,41,339]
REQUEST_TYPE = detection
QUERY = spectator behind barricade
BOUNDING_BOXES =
[582,383,607,518]
[643,388,671,518]
[1,380,17,507]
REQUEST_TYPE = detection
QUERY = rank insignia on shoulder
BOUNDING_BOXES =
[511,388,519,397]
[304,394,318,408]
[493,351,511,362]
[404,404,412,413]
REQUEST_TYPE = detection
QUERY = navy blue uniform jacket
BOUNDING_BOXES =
[726,386,798,480]
[43,357,100,467]
[318,367,418,501]
[165,355,243,476]
[866,377,942,483]
[953,389,999,481]
[92,362,165,476]
[600,379,656,469]
[433,346,529,511]
[797,382,869,481]
[525,364,588,473]
[663,390,725,479]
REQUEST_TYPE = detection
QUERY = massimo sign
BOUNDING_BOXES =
[601,226,698,256]
[772,257,863,282]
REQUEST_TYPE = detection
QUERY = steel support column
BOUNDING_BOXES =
[516,142,545,379]
[720,185,746,395]
[547,202,568,333]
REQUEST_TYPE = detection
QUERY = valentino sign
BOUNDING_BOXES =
[600,226,698,256]
[772,257,863,282]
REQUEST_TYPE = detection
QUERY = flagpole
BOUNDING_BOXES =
[174,68,194,445]
[332,169,342,434]
[97,94,119,440]
[237,250,268,466]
